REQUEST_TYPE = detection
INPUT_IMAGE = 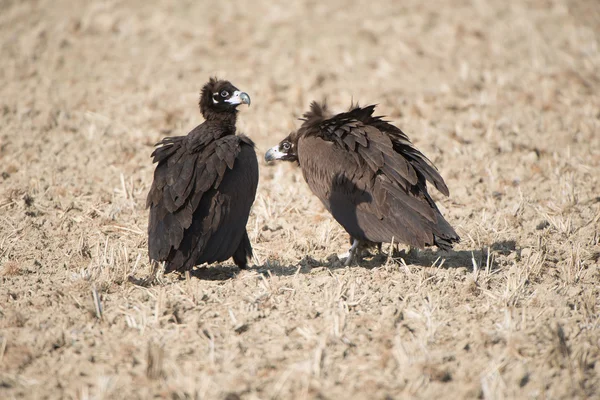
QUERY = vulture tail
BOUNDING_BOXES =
[432,214,460,251]
[433,235,458,252]
[419,190,459,251]
[233,230,252,269]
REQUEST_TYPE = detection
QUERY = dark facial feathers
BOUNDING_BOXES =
[199,77,251,120]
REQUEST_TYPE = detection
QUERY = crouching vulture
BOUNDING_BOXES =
[147,78,258,273]
[265,101,459,265]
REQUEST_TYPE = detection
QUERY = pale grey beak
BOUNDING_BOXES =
[265,145,284,162]
[225,90,251,106]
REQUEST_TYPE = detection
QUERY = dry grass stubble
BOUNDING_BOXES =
[1,0,599,399]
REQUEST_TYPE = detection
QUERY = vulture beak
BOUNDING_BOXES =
[226,90,251,106]
[265,145,285,162]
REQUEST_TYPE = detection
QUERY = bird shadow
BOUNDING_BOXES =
[155,244,479,283]
[185,265,241,281]
[254,239,518,277]
[133,233,517,285]
[393,239,517,270]
[140,239,516,282]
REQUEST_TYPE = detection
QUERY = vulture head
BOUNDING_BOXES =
[199,77,251,118]
[265,101,333,163]
[265,133,298,162]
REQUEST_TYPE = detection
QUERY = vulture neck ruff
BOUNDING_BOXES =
[202,109,238,135]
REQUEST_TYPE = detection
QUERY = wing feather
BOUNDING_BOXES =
[295,103,457,248]
[147,133,246,265]
[370,118,450,196]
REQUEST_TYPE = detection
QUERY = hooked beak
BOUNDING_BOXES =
[225,90,251,106]
[265,145,285,162]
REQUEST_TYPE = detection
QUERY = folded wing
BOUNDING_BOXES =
[297,102,459,249]
[147,134,258,271]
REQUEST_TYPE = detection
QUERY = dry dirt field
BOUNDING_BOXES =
[1,0,599,399]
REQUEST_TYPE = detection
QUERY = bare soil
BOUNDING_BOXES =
[1,1,599,399]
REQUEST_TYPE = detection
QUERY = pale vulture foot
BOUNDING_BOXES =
[342,239,360,266]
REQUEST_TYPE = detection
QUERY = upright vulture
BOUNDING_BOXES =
[265,101,459,264]
[147,78,258,272]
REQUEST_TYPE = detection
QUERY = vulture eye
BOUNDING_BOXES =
[282,142,291,151]
[220,90,229,98]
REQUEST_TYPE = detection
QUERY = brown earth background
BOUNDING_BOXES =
[1,0,599,399]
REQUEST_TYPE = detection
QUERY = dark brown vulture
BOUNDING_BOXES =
[147,78,258,273]
[265,101,459,265]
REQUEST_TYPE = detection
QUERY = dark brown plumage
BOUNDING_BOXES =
[147,78,258,272]
[265,101,459,264]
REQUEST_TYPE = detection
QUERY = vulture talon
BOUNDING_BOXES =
[343,255,354,266]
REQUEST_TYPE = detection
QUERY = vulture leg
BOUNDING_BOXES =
[129,260,163,287]
[232,230,252,269]
[342,238,361,266]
